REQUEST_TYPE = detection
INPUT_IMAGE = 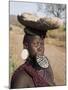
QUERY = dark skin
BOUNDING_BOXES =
[24,36,44,57]
[25,35,45,69]
[10,35,55,88]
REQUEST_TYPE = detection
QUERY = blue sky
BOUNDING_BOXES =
[9,1,66,20]
[10,1,46,17]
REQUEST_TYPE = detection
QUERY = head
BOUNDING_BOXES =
[23,34,44,58]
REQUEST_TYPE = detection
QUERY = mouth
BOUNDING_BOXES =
[29,55,49,69]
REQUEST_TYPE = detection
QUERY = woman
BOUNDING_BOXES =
[10,27,55,88]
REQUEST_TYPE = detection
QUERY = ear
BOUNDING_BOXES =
[23,42,28,49]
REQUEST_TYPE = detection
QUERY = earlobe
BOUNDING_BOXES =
[21,49,29,60]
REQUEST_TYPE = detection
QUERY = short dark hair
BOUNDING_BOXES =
[23,34,34,45]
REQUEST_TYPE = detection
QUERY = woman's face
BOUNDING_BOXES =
[28,36,44,57]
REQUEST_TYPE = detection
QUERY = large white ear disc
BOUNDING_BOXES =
[21,49,29,60]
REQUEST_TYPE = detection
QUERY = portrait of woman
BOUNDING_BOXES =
[9,1,66,89]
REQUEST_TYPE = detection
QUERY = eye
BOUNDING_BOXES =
[31,41,39,47]
[33,42,38,47]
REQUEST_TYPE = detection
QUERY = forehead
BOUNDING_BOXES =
[31,35,44,42]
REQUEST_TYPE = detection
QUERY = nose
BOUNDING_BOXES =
[37,47,44,54]
[37,47,42,51]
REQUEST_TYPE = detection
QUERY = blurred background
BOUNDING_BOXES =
[9,1,66,86]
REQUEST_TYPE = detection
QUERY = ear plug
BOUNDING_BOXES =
[21,49,29,60]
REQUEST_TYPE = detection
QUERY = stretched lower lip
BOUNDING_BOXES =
[36,55,49,68]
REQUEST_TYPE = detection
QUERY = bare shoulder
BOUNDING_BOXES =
[10,64,34,88]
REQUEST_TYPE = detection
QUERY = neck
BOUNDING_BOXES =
[27,56,42,70]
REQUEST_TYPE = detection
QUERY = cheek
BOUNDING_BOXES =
[28,45,37,56]
[33,46,44,56]
[31,47,38,54]
[29,43,44,56]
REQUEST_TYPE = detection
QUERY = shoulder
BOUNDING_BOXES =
[10,64,34,88]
